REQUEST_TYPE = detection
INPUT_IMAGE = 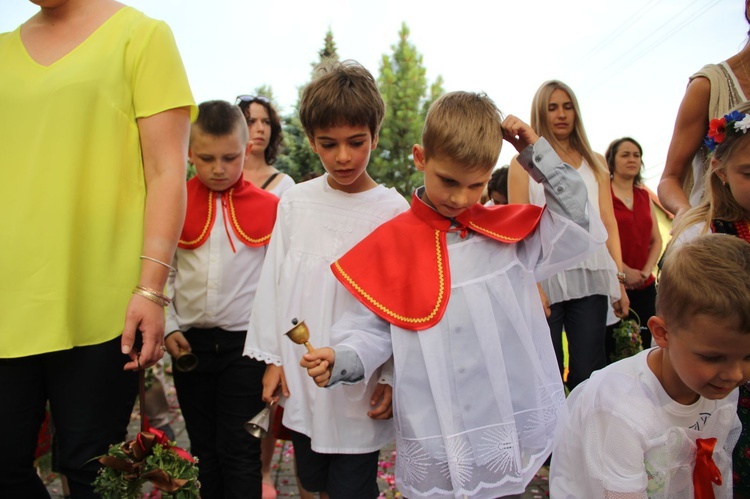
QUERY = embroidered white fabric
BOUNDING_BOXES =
[395,388,563,498]
[332,203,607,497]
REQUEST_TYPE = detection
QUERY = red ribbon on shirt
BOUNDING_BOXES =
[693,437,722,499]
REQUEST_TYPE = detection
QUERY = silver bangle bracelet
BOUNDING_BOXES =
[140,255,177,273]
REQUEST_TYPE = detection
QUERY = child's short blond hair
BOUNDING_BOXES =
[421,91,504,171]
[657,233,750,331]
[191,100,249,144]
[299,59,385,140]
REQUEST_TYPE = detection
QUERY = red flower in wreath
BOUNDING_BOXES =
[707,117,727,145]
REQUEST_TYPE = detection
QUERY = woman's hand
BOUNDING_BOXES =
[121,294,166,371]
[613,285,630,318]
[623,265,645,289]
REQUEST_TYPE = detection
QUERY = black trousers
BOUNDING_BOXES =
[0,335,138,499]
[172,328,265,499]
[289,430,381,499]
[548,294,608,391]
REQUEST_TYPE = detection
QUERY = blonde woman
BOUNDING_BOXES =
[508,80,628,391]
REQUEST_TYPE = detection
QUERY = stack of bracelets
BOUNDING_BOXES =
[132,284,171,307]
[132,255,176,307]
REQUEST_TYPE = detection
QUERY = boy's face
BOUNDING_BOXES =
[414,144,492,218]
[308,125,378,193]
[649,314,750,404]
[189,129,250,192]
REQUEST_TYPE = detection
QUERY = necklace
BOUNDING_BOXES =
[613,181,634,207]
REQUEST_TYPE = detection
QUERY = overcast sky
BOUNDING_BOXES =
[3,0,745,191]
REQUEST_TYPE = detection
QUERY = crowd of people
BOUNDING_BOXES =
[1,1,750,498]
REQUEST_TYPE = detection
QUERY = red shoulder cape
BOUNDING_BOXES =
[178,177,279,250]
[331,194,544,331]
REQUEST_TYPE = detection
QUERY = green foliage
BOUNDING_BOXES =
[316,27,339,67]
[252,84,277,105]
[93,441,200,499]
[372,23,444,196]
[609,310,644,363]
[275,107,322,181]
[275,24,443,189]
[186,160,195,181]
[275,29,339,182]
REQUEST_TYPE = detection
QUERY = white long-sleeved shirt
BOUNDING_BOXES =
[244,175,408,453]
[166,192,267,334]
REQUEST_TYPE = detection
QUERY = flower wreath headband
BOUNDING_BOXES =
[705,110,750,152]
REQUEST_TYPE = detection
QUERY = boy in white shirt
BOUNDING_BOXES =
[550,234,750,498]
[301,91,607,498]
[243,60,408,498]
[165,100,279,499]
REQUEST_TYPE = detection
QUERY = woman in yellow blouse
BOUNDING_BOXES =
[0,0,196,496]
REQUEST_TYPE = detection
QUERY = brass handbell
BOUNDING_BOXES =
[174,348,199,373]
[244,401,274,439]
[285,318,314,353]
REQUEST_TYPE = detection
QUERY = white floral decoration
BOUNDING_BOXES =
[734,114,750,134]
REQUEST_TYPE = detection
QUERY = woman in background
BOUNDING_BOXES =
[237,95,295,197]
[508,80,627,391]
[604,137,661,357]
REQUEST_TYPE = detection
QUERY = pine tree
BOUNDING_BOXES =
[276,28,339,181]
[372,23,444,196]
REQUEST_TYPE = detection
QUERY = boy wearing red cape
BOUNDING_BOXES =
[165,100,278,498]
[301,91,607,498]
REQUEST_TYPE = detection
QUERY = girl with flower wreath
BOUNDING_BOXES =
[668,102,750,499]
[508,80,629,392]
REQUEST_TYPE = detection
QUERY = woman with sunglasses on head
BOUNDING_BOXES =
[237,95,295,198]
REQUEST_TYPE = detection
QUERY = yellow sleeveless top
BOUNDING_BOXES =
[0,7,197,357]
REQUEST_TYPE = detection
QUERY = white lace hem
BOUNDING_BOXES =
[244,348,282,366]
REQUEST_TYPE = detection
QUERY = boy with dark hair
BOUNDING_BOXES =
[166,100,279,498]
[302,91,607,498]
[244,60,408,498]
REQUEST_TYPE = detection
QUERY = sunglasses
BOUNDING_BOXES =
[235,95,271,106]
